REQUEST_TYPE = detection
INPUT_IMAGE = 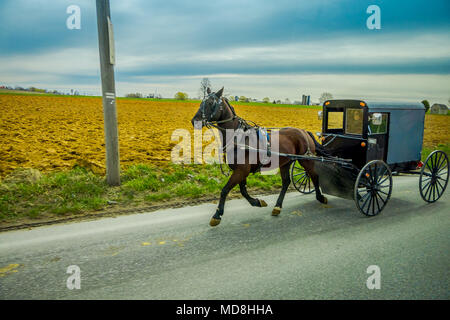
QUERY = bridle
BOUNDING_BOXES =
[199,93,262,133]
[200,94,236,130]
[196,92,267,175]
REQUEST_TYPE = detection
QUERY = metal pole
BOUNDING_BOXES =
[96,0,120,186]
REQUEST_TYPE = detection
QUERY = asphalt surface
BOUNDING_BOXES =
[0,175,448,299]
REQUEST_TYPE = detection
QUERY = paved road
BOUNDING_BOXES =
[0,176,448,299]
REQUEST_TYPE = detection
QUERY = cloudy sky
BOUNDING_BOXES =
[0,0,449,103]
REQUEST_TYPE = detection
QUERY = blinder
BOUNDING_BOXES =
[200,93,223,123]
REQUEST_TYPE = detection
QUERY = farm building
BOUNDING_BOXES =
[430,103,448,115]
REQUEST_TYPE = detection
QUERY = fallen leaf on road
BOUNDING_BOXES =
[0,264,21,277]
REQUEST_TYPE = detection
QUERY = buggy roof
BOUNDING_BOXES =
[324,99,424,111]
[365,101,425,111]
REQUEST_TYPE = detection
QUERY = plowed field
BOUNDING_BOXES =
[0,95,448,176]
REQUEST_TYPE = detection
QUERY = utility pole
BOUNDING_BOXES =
[96,0,120,186]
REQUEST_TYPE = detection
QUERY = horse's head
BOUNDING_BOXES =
[191,87,224,127]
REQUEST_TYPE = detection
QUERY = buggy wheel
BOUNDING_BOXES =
[354,160,392,217]
[290,160,315,194]
[419,150,449,203]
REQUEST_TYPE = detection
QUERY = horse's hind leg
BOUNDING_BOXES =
[239,179,268,207]
[302,160,327,204]
[272,164,291,216]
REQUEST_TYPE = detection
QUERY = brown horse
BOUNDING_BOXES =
[191,87,328,226]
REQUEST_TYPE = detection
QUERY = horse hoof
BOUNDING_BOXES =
[210,218,221,227]
[259,199,268,207]
[318,195,328,204]
[272,207,281,216]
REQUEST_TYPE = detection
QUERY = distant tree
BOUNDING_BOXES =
[223,89,233,101]
[125,93,143,98]
[276,99,281,104]
[174,92,188,100]
[262,97,270,103]
[199,78,211,99]
[421,100,430,113]
[28,86,46,93]
[239,96,248,102]
[319,92,333,104]
[224,93,233,101]
[285,98,291,104]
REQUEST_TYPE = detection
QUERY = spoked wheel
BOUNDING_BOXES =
[290,160,315,194]
[354,160,393,216]
[419,150,449,203]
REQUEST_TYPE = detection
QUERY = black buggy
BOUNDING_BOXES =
[289,99,449,216]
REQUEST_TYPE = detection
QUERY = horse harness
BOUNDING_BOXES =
[199,95,272,172]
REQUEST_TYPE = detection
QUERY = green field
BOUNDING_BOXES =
[0,163,282,224]
[1,143,448,225]
[0,89,316,109]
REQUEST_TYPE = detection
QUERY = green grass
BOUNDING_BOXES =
[0,90,99,99]
[0,89,47,95]
[0,163,282,223]
[421,143,450,161]
[0,167,109,221]
[0,90,201,103]
[0,90,319,109]
[1,142,449,223]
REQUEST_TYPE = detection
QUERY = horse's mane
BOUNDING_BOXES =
[223,97,236,116]
[223,97,259,131]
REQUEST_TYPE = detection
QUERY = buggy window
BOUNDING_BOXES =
[368,113,388,134]
[327,111,344,129]
[345,109,363,135]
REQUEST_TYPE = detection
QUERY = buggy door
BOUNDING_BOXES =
[367,113,389,162]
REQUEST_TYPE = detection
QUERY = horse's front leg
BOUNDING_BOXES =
[210,171,245,226]
[272,164,291,216]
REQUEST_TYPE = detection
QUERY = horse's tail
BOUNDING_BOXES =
[307,131,331,157]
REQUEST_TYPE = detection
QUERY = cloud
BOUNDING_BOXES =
[2,0,449,55]
[0,0,97,54]
[0,0,449,101]
[3,31,448,81]
[115,31,450,77]
[0,48,99,76]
